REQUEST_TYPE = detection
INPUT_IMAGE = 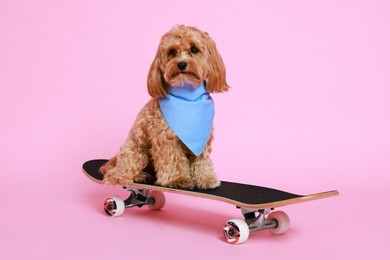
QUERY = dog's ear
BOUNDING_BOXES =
[147,51,168,97]
[204,33,229,93]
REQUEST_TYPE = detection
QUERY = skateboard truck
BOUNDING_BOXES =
[123,188,151,208]
[241,208,278,232]
[223,207,290,244]
[104,187,166,217]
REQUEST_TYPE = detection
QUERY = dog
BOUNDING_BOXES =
[100,25,229,189]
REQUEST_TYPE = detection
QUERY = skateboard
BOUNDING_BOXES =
[83,159,339,244]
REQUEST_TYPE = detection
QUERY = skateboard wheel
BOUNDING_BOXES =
[104,196,125,217]
[223,219,249,245]
[267,211,290,235]
[147,190,165,210]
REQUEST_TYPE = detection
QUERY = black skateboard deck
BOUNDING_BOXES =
[83,159,338,209]
[83,159,339,244]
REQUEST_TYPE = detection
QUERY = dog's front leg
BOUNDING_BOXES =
[151,138,194,189]
[102,141,151,185]
[190,143,220,189]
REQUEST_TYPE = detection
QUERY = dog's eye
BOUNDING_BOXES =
[190,46,199,54]
[168,49,177,56]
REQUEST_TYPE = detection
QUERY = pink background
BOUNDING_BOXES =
[1,0,389,259]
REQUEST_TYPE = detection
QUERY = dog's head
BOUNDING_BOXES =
[147,25,229,97]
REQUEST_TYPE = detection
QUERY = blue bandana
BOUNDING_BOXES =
[158,82,214,156]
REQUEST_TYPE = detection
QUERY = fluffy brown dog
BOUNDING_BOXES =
[101,25,229,189]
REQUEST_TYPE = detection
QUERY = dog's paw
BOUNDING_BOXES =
[103,170,133,186]
[156,176,195,190]
[103,175,132,186]
[103,169,154,186]
[194,177,221,190]
[133,171,155,184]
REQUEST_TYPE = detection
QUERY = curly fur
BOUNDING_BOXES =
[101,25,229,189]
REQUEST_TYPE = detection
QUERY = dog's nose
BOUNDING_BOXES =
[177,61,187,71]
